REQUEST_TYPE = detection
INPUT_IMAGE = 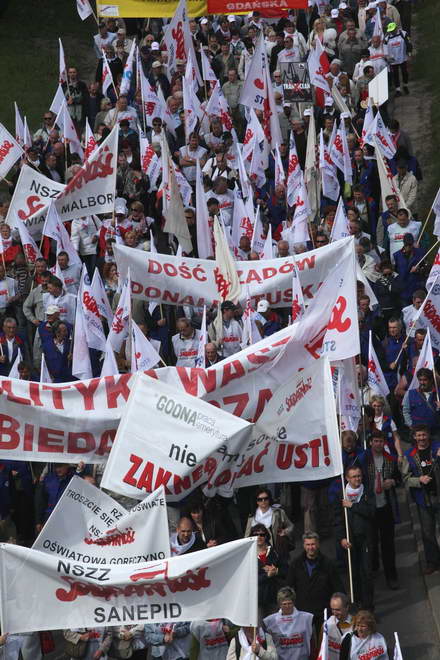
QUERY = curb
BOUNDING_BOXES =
[405,487,440,639]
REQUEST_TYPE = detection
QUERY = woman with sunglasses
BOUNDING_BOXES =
[339,610,388,660]
[245,487,295,559]
[251,523,286,617]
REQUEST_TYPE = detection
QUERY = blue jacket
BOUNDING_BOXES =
[0,332,30,377]
[407,388,440,431]
[36,468,76,523]
[381,335,405,389]
[38,321,73,382]
[394,247,426,305]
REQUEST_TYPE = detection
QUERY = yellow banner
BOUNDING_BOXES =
[97,0,208,18]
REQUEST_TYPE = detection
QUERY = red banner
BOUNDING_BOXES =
[207,0,308,18]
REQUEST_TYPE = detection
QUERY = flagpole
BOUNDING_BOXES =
[415,205,434,247]
[412,239,440,270]
[338,371,354,602]
[92,1,100,25]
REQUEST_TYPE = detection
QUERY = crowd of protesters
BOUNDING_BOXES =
[0,0,438,658]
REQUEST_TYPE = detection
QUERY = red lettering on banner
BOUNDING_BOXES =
[276,437,330,470]
[123,453,143,487]
[55,567,210,602]
[0,415,20,449]
[285,377,312,411]
[62,146,114,195]
[171,21,185,61]
[0,380,32,405]
[327,296,351,332]
[359,648,385,660]
[223,393,249,417]
[83,291,99,317]
[67,432,95,454]
[17,195,45,221]
[42,385,71,410]
[84,528,135,547]
[73,379,100,411]
[423,300,440,332]
[105,375,131,408]
[176,368,217,397]
[96,429,115,455]
[221,361,246,387]
[295,255,315,271]
[38,427,64,452]
[0,140,14,164]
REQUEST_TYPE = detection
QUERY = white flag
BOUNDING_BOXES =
[196,159,213,259]
[365,111,396,160]
[200,48,218,89]
[291,261,305,323]
[84,119,97,160]
[49,84,66,116]
[262,224,274,259]
[418,275,440,351]
[330,197,350,242]
[316,610,329,660]
[286,133,303,207]
[393,633,403,660]
[43,202,81,266]
[274,144,286,188]
[195,306,207,367]
[432,188,440,237]
[231,188,254,256]
[131,320,161,372]
[408,328,434,391]
[139,135,161,189]
[0,539,258,633]
[8,349,22,380]
[427,247,440,289]
[40,354,53,383]
[107,272,131,353]
[330,122,353,184]
[58,38,67,85]
[375,139,407,210]
[319,129,339,201]
[100,339,119,377]
[213,215,242,303]
[79,266,106,351]
[101,49,115,98]
[23,117,31,150]
[13,217,42,264]
[307,39,331,94]
[14,102,24,146]
[76,0,93,20]
[0,123,23,179]
[91,269,113,326]
[120,41,136,96]
[368,330,390,397]
[72,298,92,381]
[361,98,375,147]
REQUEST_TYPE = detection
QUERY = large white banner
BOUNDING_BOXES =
[33,478,170,563]
[114,237,354,308]
[101,374,252,499]
[0,253,356,465]
[0,539,258,633]
[5,165,65,237]
[101,360,342,501]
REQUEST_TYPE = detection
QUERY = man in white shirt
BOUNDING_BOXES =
[212,177,234,226]
[179,133,208,185]
[277,32,307,66]
[105,95,138,132]
[387,209,420,259]
[208,301,243,358]
[43,275,76,326]
[93,22,116,59]
[172,318,200,367]
[402,289,426,333]
[52,252,81,295]
[0,265,18,316]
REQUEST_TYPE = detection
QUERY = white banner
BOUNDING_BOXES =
[0,123,23,179]
[5,165,65,237]
[115,237,354,309]
[0,539,258,633]
[101,374,252,499]
[33,478,170,564]
[101,360,342,501]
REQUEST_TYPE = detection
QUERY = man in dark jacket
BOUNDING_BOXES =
[334,465,375,610]
[35,463,78,533]
[286,532,345,631]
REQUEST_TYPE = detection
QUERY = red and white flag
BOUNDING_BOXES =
[101,49,115,99]
[8,349,22,380]
[131,319,161,372]
[237,144,253,200]
[418,275,440,352]
[91,268,113,326]
[375,139,407,210]
[195,306,207,368]
[13,218,42,264]
[368,330,390,397]
[251,206,266,257]
[120,40,136,96]
[23,117,32,150]
[432,187,440,237]
[286,132,303,207]
[0,122,23,179]
[365,111,396,160]
[40,354,53,384]
[262,224,274,259]
[196,159,213,259]
[183,56,202,138]
[291,178,311,246]
[231,187,253,256]
[108,271,131,352]
[316,610,329,660]
[205,82,235,138]
[330,197,350,242]
[139,67,164,128]
[408,328,434,391]
[76,0,93,20]
[55,101,83,158]
[307,39,331,95]
[84,119,97,160]
[58,38,67,85]
[50,84,65,116]
[79,265,106,351]
[330,122,352,183]
[200,48,218,89]
[162,0,200,84]
[241,287,258,348]
[248,133,266,188]
[139,135,161,189]
[242,108,265,163]
[427,246,440,289]
[240,33,268,112]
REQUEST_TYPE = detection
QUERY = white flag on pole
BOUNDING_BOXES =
[76,0,93,20]
[72,299,92,381]
[120,41,136,96]
[107,272,131,352]
[79,265,106,351]
[330,197,350,242]
[0,123,23,179]
[131,320,161,372]
[196,160,213,259]
[100,339,119,377]
[40,354,53,383]
[368,330,390,397]
[8,349,22,380]
[58,38,67,85]
[195,306,207,367]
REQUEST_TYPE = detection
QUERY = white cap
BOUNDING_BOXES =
[303,108,312,117]
[324,97,334,106]
[115,197,128,215]
[340,112,350,119]
[257,300,269,313]
[363,60,374,70]
[151,41,160,50]
[46,305,60,316]
[200,17,208,24]
[366,1,377,9]
[331,9,339,17]
[152,61,162,68]
[339,2,348,8]
[331,58,342,66]
[227,15,236,22]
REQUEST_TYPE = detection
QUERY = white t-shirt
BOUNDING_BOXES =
[0,277,17,310]
[388,221,421,258]
[172,330,201,367]
[348,632,388,660]
[326,615,353,660]
[222,318,243,357]
[386,32,408,65]
[179,146,208,183]
[190,621,229,660]
[402,304,427,333]
[43,292,76,325]
[214,191,234,226]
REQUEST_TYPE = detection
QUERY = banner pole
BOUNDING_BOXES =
[338,368,354,602]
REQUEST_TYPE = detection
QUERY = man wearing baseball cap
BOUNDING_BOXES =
[384,20,412,95]
[254,300,281,338]
[208,300,243,358]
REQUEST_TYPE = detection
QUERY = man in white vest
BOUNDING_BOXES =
[324,592,353,659]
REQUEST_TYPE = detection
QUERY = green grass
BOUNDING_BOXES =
[0,0,95,133]
[413,0,440,219]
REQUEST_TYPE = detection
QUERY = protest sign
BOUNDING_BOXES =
[33,478,170,564]
[0,538,258,633]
